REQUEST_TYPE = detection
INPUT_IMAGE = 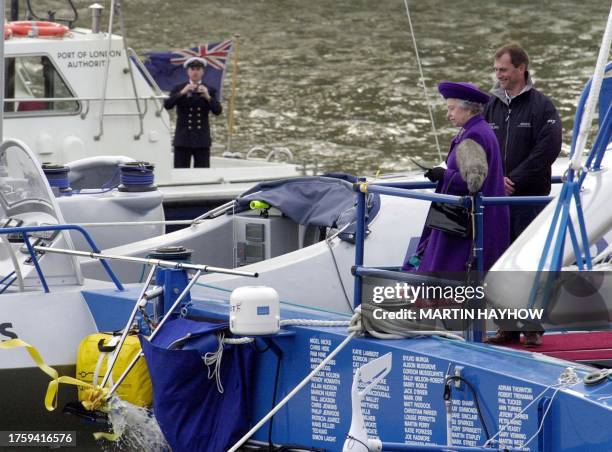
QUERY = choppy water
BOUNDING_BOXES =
[26,1,612,174]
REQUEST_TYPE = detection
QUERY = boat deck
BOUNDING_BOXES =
[79,285,612,450]
[504,331,612,366]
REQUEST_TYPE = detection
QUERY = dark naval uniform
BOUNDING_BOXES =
[164,82,222,168]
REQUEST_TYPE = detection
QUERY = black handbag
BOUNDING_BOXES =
[424,201,472,237]
[424,173,472,238]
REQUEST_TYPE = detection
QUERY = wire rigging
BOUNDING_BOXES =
[402,0,442,162]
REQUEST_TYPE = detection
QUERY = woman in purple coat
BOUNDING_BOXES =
[415,81,509,272]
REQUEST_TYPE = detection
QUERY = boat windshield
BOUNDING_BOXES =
[0,143,56,219]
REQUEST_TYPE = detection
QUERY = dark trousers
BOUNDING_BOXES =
[173,146,210,168]
[507,203,546,336]
[510,204,545,243]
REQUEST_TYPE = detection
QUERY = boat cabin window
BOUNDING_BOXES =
[4,55,79,115]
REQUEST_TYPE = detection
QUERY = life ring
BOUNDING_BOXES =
[7,21,69,37]
[3,26,12,40]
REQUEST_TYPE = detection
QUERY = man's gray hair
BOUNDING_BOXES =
[458,100,485,114]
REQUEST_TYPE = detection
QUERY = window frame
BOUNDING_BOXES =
[4,52,82,118]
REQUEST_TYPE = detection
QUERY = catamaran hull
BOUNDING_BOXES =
[181,298,612,451]
[486,148,612,312]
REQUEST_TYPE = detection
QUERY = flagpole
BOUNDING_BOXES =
[226,34,240,153]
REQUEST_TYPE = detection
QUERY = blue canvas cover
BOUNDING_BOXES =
[235,175,380,241]
[140,318,255,452]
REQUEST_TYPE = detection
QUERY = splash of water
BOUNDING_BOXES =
[102,396,169,452]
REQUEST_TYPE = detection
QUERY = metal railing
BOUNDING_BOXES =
[0,221,259,294]
[351,179,555,343]
[0,224,124,292]
[3,95,168,120]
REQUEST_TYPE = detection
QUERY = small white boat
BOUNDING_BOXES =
[1,2,305,217]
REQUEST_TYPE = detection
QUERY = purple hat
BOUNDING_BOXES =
[438,81,490,104]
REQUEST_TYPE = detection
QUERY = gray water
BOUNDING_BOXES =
[28,1,612,174]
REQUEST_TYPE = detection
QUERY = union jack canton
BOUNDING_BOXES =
[144,39,234,99]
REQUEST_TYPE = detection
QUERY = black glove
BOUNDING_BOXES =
[424,166,445,182]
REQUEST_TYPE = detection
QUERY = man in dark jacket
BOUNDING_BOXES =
[484,43,562,240]
[484,43,562,347]
[164,57,223,168]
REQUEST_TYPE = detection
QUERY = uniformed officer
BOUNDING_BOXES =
[164,57,222,168]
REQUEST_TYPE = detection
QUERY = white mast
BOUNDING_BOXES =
[0,0,5,143]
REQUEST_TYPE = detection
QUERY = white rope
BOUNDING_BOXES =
[325,219,352,242]
[557,366,580,386]
[483,367,579,449]
[227,330,358,452]
[205,321,351,395]
[203,332,226,393]
[69,219,197,227]
[222,337,255,345]
[223,307,468,452]
[181,335,255,395]
[359,303,466,341]
[279,319,351,327]
[570,5,612,170]
[73,199,236,228]
[223,308,468,451]
[484,386,549,449]
[402,0,442,162]
[345,306,364,333]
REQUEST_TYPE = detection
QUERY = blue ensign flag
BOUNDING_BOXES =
[144,40,233,100]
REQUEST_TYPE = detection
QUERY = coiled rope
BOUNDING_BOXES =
[119,163,155,187]
[42,165,70,190]
[483,367,580,449]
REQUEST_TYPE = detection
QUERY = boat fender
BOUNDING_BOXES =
[76,333,152,407]
[230,286,280,335]
[7,21,70,37]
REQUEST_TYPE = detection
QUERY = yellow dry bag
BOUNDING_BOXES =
[76,333,152,407]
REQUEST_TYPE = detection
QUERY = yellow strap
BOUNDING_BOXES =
[0,338,107,411]
[93,432,120,441]
[2,338,119,441]
[0,339,59,380]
